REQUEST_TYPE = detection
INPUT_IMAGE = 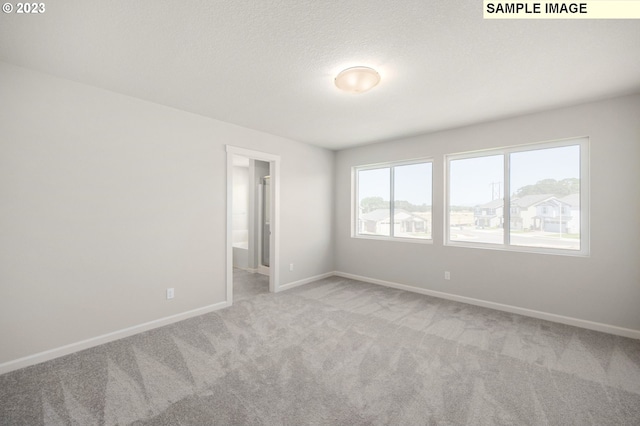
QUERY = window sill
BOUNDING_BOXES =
[445,240,589,257]
[352,235,434,245]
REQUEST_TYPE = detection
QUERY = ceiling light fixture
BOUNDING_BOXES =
[334,66,381,94]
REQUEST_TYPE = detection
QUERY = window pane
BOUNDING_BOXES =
[510,145,580,250]
[449,155,504,244]
[357,168,390,236]
[394,163,432,239]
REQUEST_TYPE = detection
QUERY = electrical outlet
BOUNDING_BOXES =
[167,288,174,299]
[444,271,451,280]
[289,263,294,272]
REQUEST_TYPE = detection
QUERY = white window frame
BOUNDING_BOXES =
[445,137,590,256]
[352,158,433,244]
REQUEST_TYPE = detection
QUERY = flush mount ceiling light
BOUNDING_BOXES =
[334,66,381,94]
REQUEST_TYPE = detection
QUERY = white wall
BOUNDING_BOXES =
[0,62,335,366]
[232,165,249,247]
[335,94,640,332]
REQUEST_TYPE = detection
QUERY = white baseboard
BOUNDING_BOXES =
[234,267,258,274]
[0,300,230,375]
[277,271,335,292]
[4,270,638,376]
[333,271,640,340]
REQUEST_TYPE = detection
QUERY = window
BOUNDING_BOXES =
[446,138,589,255]
[354,160,432,241]
[356,168,390,237]
[449,154,504,244]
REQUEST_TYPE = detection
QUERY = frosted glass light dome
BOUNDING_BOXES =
[335,66,380,94]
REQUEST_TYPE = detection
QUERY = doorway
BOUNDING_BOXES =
[226,146,280,305]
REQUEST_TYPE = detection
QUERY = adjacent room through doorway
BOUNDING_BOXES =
[231,156,271,300]
[227,145,281,303]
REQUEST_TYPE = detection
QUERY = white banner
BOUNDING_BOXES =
[483,1,640,19]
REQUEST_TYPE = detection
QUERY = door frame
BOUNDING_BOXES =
[226,145,280,304]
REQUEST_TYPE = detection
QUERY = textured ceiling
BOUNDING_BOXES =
[1,1,639,150]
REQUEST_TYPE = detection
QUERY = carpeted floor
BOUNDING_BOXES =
[1,275,639,425]
[233,268,269,302]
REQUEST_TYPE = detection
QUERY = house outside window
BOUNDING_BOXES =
[446,137,589,256]
[354,159,433,242]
